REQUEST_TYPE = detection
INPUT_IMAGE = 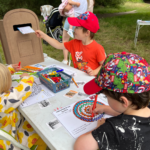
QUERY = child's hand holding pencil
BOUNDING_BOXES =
[12,62,22,72]
[89,103,106,115]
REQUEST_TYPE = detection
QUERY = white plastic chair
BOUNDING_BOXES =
[0,129,37,150]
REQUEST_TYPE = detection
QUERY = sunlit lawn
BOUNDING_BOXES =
[0,2,150,150]
[39,2,150,65]
[0,2,150,65]
[94,2,150,14]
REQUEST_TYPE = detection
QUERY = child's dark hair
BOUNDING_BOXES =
[102,89,150,110]
[82,27,95,39]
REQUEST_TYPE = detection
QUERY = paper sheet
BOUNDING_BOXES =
[53,97,112,139]
[31,64,46,70]
[11,72,54,108]
[18,26,35,34]
[44,64,77,76]
[19,84,54,108]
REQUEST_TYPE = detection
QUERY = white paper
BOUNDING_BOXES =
[19,84,54,108]
[53,97,112,139]
[11,71,54,108]
[31,64,46,70]
[11,75,21,80]
[18,26,35,34]
[44,64,77,76]
[34,77,42,85]
[70,81,85,85]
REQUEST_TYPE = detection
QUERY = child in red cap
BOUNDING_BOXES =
[36,11,106,76]
[74,52,150,150]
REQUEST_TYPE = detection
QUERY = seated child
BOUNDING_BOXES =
[0,63,46,150]
[74,52,150,150]
[59,0,80,38]
[35,11,106,76]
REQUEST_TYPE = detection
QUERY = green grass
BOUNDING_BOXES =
[0,2,149,150]
[0,2,150,65]
[94,2,150,14]
[1,2,150,65]
[0,2,150,63]
[39,2,150,65]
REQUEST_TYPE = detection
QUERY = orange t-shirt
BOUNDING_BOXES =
[64,39,106,72]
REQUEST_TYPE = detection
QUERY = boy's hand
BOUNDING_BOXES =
[97,118,106,128]
[12,64,21,72]
[35,30,45,39]
[89,104,105,115]
[20,73,30,78]
[86,67,96,76]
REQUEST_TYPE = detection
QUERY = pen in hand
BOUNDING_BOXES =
[91,94,98,118]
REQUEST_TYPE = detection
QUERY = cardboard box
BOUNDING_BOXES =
[0,9,44,66]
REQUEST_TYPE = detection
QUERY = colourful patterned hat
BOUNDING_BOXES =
[84,52,150,95]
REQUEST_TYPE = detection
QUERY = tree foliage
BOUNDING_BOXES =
[0,0,60,17]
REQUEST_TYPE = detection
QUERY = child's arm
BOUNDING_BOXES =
[74,118,106,150]
[90,104,120,116]
[86,60,104,76]
[0,73,34,113]
[35,30,66,50]
[74,131,98,150]
[68,0,80,7]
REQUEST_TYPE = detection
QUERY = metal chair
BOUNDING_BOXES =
[0,128,37,150]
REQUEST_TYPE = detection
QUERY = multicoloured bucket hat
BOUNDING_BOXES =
[84,52,150,95]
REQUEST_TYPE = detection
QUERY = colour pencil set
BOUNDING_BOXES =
[37,68,72,93]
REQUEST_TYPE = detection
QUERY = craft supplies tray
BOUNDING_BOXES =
[37,68,72,93]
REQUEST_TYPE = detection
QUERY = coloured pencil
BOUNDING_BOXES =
[72,77,79,88]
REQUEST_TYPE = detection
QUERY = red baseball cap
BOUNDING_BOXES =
[67,11,100,33]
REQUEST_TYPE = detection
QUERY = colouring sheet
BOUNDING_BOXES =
[11,72,54,108]
[53,96,112,138]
